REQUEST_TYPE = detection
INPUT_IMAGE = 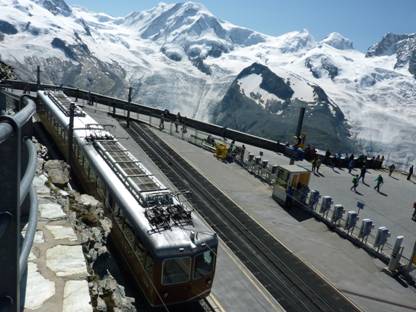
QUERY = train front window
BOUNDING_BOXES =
[193,250,215,279]
[162,257,191,285]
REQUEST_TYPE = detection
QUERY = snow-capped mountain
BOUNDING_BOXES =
[205,30,416,165]
[213,63,352,151]
[0,0,415,165]
[320,32,353,50]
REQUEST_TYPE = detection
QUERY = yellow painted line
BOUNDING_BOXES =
[152,127,362,311]
[206,293,226,312]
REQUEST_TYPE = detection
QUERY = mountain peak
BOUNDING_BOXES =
[33,0,72,16]
[178,1,208,12]
[366,32,416,57]
[321,32,353,50]
[276,29,316,53]
[126,1,265,64]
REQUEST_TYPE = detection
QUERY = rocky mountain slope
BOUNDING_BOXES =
[213,63,352,151]
[0,0,415,163]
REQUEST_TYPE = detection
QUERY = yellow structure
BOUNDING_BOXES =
[215,143,228,160]
[272,165,311,205]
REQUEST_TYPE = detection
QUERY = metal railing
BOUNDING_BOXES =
[0,93,37,312]
[0,80,288,154]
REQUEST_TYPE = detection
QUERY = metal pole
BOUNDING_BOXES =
[295,106,306,139]
[407,240,416,272]
[36,66,40,92]
[127,87,132,128]
[75,88,79,102]
[388,235,404,272]
[68,103,75,169]
[0,118,22,311]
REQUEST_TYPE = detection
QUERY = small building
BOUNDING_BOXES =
[272,165,310,207]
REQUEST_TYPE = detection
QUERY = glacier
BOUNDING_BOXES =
[0,0,415,166]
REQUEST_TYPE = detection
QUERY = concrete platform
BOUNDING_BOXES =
[84,107,284,312]
[126,118,416,312]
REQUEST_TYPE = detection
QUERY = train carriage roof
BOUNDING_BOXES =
[38,90,217,258]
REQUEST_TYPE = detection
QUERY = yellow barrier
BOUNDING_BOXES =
[215,143,228,160]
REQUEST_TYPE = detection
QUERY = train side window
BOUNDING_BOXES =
[193,250,215,280]
[144,254,153,274]
[162,257,191,285]
[114,202,120,216]
[97,176,105,198]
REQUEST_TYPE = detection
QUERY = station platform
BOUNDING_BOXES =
[116,116,416,312]
[84,108,284,312]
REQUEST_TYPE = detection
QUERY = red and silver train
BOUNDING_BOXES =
[37,90,218,306]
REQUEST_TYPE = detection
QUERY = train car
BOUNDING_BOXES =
[37,90,218,306]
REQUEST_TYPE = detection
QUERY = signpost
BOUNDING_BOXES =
[357,201,365,215]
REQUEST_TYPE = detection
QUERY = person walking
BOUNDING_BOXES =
[374,174,384,192]
[316,158,322,174]
[388,164,395,176]
[311,157,317,173]
[351,175,359,192]
[412,202,416,221]
[407,165,414,181]
[359,166,367,183]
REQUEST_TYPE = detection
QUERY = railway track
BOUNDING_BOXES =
[125,121,360,312]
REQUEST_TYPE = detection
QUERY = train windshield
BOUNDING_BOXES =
[193,250,215,279]
[162,257,191,285]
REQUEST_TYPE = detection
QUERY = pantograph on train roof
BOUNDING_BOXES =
[94,138,194,233]
[46,91,85,117]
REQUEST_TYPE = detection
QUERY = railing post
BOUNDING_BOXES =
[127,87,132,128]
[36,66,40,92]
[406,240,416,273]
[0,118,22,311]
[0,92,5,115]
[68,103,75,169]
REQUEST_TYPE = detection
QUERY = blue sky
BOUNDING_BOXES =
[66,0,416,51]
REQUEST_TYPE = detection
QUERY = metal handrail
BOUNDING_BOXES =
[0,122,13,144]
[19,139,37,207]
[0,92,37,311]
[20,187,37,273]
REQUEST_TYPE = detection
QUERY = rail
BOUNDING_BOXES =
[126,121,361,312]
[0,93,37,312]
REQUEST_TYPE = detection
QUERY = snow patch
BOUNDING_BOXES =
[237,73,280,108]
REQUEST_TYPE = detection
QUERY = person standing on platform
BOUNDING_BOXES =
[348,159,354,174]
[389,164,395,177]
[159,111,165,130]
[407,165,414,181]
[241,144,246,162]
[174,112,181,133]
[412,202,416,221]
[374,174,384,192]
